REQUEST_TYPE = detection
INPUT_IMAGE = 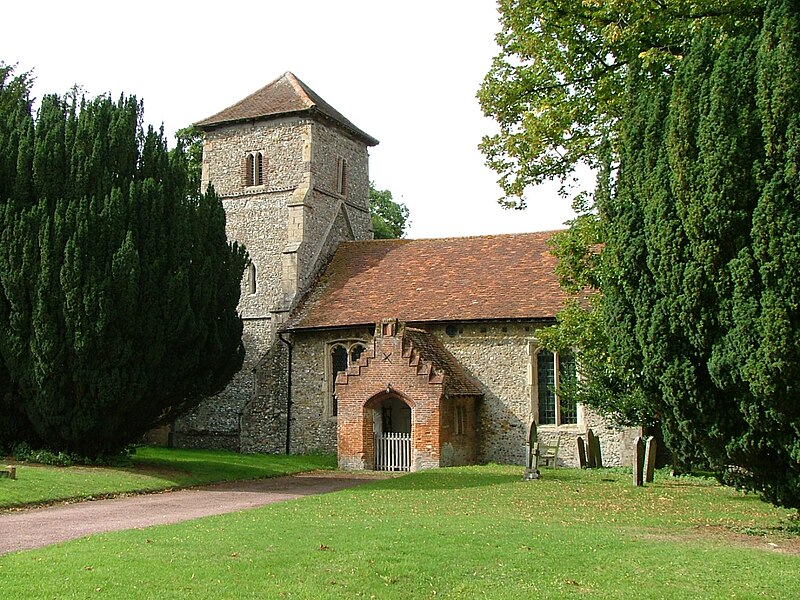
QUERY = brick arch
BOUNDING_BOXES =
[336,323,445,471]
[359,391,414,470]
[364,389,416,411]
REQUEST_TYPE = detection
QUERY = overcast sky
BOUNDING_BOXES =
[1,0,583,239]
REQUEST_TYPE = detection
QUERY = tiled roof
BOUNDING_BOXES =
[403,328,483,396]
[284,231,567,330]
[194,72,379,146]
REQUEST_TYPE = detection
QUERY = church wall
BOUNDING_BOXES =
[430,322,536,465]
[173,318,274,449]
[293,121,373,296]
[278,321,639,468]
[239,338,290,454]
[428,321,641,468]
[174,118,311,447]
[200,117,309,197]
[283,326,371,454]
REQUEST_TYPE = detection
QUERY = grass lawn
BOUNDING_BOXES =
[0,447,336,509]
[1,464,798,599]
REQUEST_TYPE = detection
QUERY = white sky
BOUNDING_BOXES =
[1,0,581,239]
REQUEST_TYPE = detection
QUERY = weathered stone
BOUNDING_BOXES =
[633,436,645,486]
[577,436,587,468]
[586,429,597,468]
[645,436,657,483]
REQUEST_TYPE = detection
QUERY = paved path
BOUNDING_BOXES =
[0,472,378,555]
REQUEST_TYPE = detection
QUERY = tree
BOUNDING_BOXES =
[175,124,203,193]
[483,1,800,507]
[478,0,763,207]
[0,76,247,456]
[0,62,36,445]
[370,183,409,239]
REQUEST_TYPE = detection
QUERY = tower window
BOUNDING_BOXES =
[336,156,347,196]
[246,262,257,295]
[244,152,264,187]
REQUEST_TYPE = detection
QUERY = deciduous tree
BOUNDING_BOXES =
[370,183,409,239]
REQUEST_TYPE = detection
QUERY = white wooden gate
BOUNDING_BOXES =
[374,432,411,471]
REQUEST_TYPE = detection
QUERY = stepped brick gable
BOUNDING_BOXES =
[336,321,481,470]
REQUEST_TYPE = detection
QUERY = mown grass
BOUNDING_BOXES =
[0,447,336,509]
[1,464,798,599]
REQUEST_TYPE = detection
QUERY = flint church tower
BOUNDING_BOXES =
[173,73,378,450]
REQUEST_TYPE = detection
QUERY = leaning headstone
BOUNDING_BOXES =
[523,421,541,480]
[592,434,603,468]
[576,436,587,468]
[633,436,645,486]
[644,436,657,483]
[586,429,597,468]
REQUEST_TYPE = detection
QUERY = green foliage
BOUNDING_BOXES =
[369,182,409,239]
[479,0,763,207]
[0,71,247,457]
[483,1,800,506]
[599,0,800,505]
[174,124,203,193]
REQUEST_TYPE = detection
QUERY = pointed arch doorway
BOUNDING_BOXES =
[369,393,412,471]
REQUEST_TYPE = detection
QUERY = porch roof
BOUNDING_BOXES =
[403,327,483,396]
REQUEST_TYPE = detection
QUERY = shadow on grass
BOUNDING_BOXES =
[354,464,598,491]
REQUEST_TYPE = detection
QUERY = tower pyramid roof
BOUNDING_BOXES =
[194,72,378,146]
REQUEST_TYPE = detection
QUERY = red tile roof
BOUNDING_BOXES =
[284,231,567,331]
[194,72,378,146]
[403,328,483,396]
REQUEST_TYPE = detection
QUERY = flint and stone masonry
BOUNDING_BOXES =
[173,80,374,449]
[171,73,640,468]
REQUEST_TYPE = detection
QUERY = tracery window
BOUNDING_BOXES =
[536,349,578,426]
[328,340,366,417]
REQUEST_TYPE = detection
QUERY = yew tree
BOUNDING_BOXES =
[0,68,247,456]
[481,1,800,507]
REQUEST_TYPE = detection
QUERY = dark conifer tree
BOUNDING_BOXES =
[0,81,246,456]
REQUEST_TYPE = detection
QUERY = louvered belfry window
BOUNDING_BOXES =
[336,156,347,196]
[244,152,264,187]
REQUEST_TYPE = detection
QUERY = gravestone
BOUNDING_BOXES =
[644,436,657,483]
[586,429,597,468]
[633,436,645,486]
[592,433,603,468]
[576,436,587,468]
[523,420,541,480]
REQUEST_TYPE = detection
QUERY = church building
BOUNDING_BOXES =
[171,73,639,470]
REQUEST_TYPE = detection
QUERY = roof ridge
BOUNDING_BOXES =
[337,230,565,245]
[284,72,315,109]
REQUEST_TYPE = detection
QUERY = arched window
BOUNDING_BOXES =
[328,340,367,417]
[246,262,257,295]
[244,151,264,187]
[536,349,578,426]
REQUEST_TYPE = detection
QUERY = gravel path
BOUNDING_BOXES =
[0,472,379,555]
